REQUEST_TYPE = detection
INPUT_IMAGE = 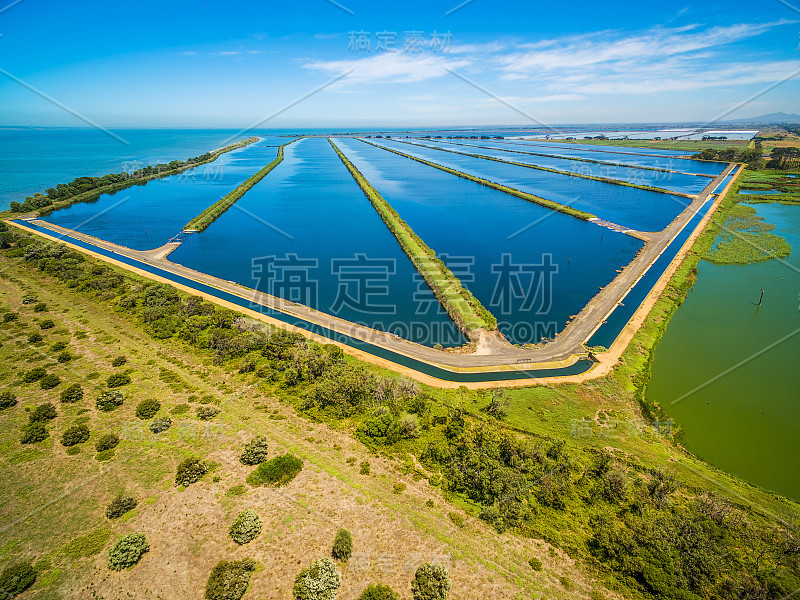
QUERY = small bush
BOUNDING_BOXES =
[0,390,17,409]
[135,399,160,420]
[63,527,111,558]
[150,416,171,433]
[50,340,67,352]
[96,390,124,411]
[229,509,262,545]
[39,319,55,330]
[106,373,131,388]
[197,406,220,420]
[528,557,542,571]
[293,558,340,600]
[392,483,406,494]
[425,499,434,508]
[111,356,127,367]
[33,302,48,312]
[358,584,400,600]
[20,422,49,444]
[40,373,61,390]
[411,563,451,600]
[66,446,81,455]
[96,433,120,452]
[447,512,465,528]
[107,533,149,570]
[29,402,57,423]
[3,311,18,322]
[205,558,255,600]
[171,403,190,415]
[106,495,137,519]
[360,460,370,475]
[96,448,115,461]
[226,484,247,497]
[246,454,302,487]
[239,435,269,465]
[0,562,36,597]
[57,350,72,363]
[61,424,90,447]
[27,332,43,344]
[22,367,47,383]
[331,528,352,561]
[60,383,84,403]
[21,294,37,305]
[175,457,208,486]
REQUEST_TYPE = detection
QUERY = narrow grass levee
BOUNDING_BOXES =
[15,137,261,220]
[395,139,695,199]
[357,138,596,221]
[184,139,298,232]
[329,138,497,338]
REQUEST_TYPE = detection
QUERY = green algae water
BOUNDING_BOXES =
[647,203,800,501]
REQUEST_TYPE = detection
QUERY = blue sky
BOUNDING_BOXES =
[0,0,799,127]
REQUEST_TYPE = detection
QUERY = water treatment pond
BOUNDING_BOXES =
[41,137,286,250]
[369,138,689,232]
[334,138,643,345]
[169,137,464,347]
[646,203,800,501]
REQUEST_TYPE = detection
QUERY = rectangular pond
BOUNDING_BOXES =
[406,139,711,195]
[168,137,465,347]
[445,139,728,177]
[41,137,289,251]
[334,137,644,345]
[368,138,690,233]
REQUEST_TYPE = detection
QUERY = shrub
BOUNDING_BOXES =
[360,460,370,475]
[57,351,72,363]
[27,332,43,344]
[227,484,247,497]
[39,373,60,389]
[171,403,190,415]
[50,340,67,352]
[392,483,406,494]
[205,558,255,600]
[33,302,48,312]
[135,399,160,419]
[447,512,465,528]
[358,584,400,600]
[107,533,149,570]
[39,319,55,329]
[66,446,81,455]
[411,563,451,600]
[3,312,18,322]
[331,528,352,561]
[30,402,57,423]
[106,373,131,388]
[111,356,127,367]
[20,422,49,444]
[239,435,269,465]
[61,424,90,446]
[197,406,220,420]
[293,558,340,600]
[96,390,124,411]
[60,383,84,403]
[22,367,47,383]
[246,454,302,487]
[63,527,111,558]
[150,416,172,433]
[175,457,208,486]
[0,562,36,597]
[21,294,37,305]
[229,509,262,545]
[96,449,115,461]
[95,433,119,452]
[106,494,137,519]
[0,390,17,409]
[528,557,542,571]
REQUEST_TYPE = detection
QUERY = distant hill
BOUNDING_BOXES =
[726,112,800,124]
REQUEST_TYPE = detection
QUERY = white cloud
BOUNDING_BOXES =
[304,52,471,85]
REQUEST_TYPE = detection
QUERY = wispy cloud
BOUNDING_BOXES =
[304,52,471,85]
